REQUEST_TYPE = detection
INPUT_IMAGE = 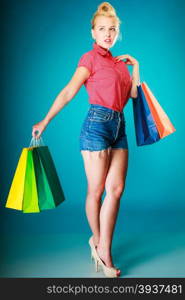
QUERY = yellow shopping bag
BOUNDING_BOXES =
[5,147,40,213]
[5,148,28,210]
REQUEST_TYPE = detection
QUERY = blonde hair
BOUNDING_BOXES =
[91,2,121,30]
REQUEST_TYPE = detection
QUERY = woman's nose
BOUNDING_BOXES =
[105,31,111,37]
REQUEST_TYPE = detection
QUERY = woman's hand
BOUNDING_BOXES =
[32,119,48,139]
[115,54,139,66]
[115,54,140,98]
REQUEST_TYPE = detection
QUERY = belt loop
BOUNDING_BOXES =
[111,110,114,119]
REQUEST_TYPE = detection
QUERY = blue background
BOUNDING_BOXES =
[1,0,185,277]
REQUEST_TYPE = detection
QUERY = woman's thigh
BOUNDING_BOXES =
[105,148,129,194]
[80,148,111,194]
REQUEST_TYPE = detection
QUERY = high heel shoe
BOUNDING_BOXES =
[88,236,121,277]
[92,245,121,278]
[89,236,96,253]
[89,236,99,267]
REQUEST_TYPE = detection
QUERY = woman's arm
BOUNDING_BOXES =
[115,54,140,99]
[32,66,90,138]
[44,66,90,125]
[130,62,140,98]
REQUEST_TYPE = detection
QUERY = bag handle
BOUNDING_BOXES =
[29,136,45,148]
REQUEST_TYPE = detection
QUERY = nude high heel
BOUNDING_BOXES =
[89,236,121,277]
[89,236,96,252]
[93,246,121,278]
[89,236,99,270]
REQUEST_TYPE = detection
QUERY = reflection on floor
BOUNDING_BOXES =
[1,216,185,278]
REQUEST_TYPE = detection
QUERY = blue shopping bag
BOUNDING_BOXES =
[132,85,160,146]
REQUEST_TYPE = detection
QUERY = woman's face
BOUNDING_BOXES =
[91,16,119,49]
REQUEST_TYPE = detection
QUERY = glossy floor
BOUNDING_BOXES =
[1,230,185,277]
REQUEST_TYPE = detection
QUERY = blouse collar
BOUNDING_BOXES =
[93,42,112,57]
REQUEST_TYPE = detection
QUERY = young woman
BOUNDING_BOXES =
[32,2,140,278]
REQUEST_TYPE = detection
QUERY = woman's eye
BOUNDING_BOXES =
[99,27,116,31]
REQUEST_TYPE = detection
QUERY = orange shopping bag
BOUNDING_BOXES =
[141,82,176,138]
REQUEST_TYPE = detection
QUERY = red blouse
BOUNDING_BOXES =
[77,42,132,112]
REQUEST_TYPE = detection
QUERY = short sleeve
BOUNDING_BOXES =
[77,52,93,74]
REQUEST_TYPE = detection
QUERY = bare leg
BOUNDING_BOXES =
[97,149,129,267]
[80,148,111,246]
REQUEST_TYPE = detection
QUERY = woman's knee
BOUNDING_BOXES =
[105,182,125,199]
[87,184,105,200]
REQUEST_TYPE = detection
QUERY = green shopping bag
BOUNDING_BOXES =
[34,145,65,207]
[22,149,40,213]
[32,147,56,211]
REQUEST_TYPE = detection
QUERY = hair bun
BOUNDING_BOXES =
[98,2,116,16]
[91,1,121,29]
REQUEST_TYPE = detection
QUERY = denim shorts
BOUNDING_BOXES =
[79,104,128,151]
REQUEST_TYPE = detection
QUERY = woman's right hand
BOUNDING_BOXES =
[32,119,48,139]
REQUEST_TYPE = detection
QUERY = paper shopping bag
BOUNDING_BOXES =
[132,85,160,146]
[35,146,65,207]
[32,147,56,211]
[5,137,65,213]
[141,82,176,138]
[5,148,28,211]
[22,149,40,213]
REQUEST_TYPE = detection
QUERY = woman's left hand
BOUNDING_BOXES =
[114,54,139,66]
